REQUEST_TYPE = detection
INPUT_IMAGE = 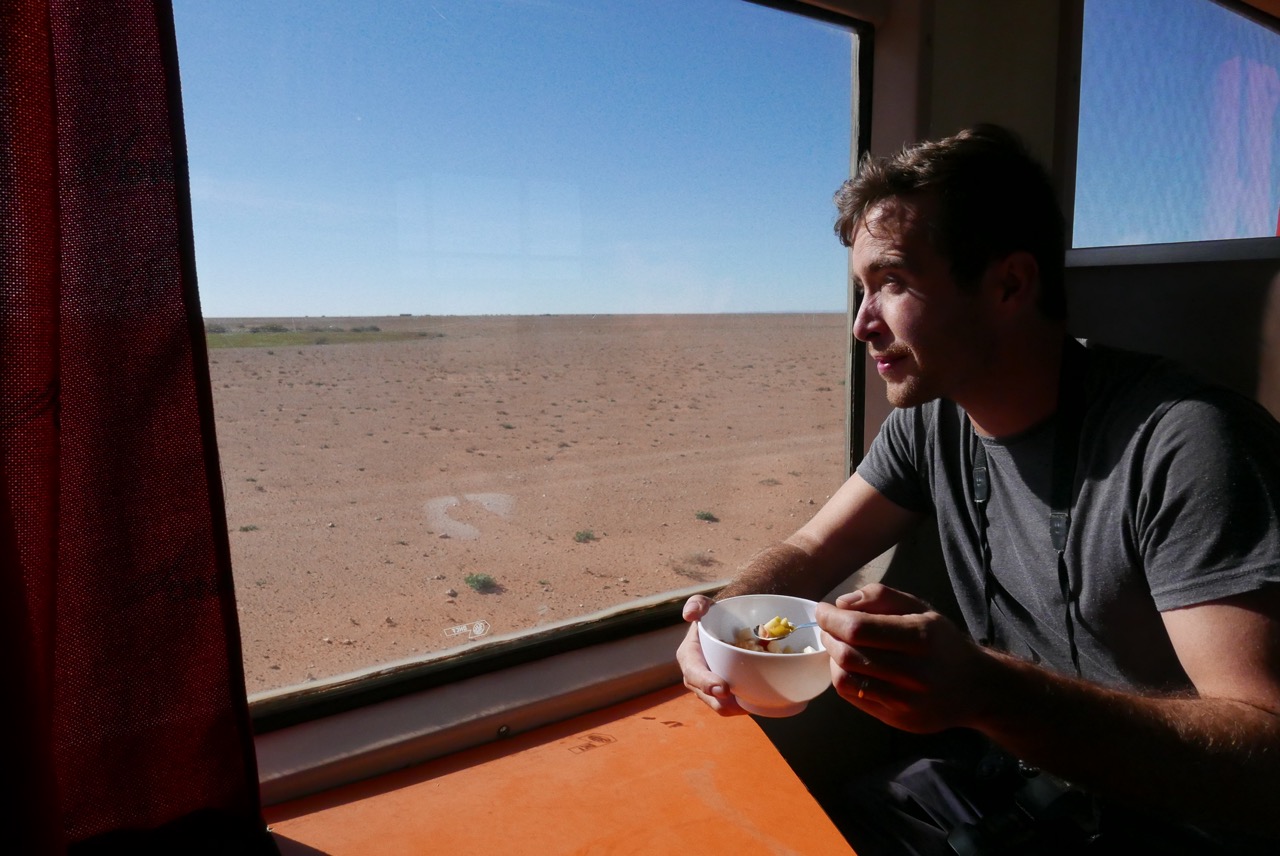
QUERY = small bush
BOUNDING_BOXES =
[238,524,259,532]
[671,551,720,581]
[464,572,497,592]
[695,510,719,523]
[574,530,597,543]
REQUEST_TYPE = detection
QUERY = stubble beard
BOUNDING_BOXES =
[880,354,943,409]
[884,377,934,409]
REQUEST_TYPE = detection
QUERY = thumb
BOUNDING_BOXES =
[682,594,714,622]
[836,583,932,615]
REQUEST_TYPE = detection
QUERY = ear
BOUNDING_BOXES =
[985,251,1039,311]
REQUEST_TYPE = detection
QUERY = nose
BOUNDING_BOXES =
[852,292,879,344]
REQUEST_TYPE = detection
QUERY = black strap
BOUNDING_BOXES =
[972,338,1088,676]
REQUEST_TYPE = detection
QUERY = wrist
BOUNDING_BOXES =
[962,645,1027,735]
[965,647,1093,756]
[716,541,813,600]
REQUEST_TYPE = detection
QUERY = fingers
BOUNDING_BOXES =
[675,619,747,716]
[817,601,934,657]
[819,583,938,658]
[818,587,953,698]
[824,635,928,693]
[682,594,714,623]
[686,680,746,716]
[831,664,892,705]
[834,583,931,614]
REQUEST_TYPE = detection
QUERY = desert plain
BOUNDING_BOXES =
[208,313,850,695]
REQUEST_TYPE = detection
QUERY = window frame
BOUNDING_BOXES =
[1066,0,1280,252]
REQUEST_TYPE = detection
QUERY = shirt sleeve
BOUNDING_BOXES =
[856,405,935,514]
[1138,390,1280,610]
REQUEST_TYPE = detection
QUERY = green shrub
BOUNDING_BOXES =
[574,530,597,543]
[695,510,719,523]
[464,572,497,592]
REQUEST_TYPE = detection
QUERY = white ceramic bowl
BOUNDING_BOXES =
[697,594,831,717]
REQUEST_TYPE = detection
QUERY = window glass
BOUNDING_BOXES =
[173,0,856,695]
[1074,0,1280,247]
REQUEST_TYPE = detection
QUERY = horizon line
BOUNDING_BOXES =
[202,309,847,320]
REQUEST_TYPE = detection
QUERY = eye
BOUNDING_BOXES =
[880,274,905,293]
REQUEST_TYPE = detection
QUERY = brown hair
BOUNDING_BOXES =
[834,124,1067,320]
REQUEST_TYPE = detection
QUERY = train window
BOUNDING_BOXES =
[1073,0,1280,247]
[172,0,858,697]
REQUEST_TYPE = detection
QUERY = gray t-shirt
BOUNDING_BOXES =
[857,343,1280,692]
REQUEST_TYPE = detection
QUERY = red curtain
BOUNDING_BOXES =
[1,1,275,852]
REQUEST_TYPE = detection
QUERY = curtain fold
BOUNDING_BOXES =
[2,1,275,852]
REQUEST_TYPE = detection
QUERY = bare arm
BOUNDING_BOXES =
[819,585,1280,835]
[719,473,920,600]
[677,474,921,714]
[977,589,1280,833]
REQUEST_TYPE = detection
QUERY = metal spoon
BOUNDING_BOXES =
[751,620,818,642]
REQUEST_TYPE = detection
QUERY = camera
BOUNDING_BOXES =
[947,768,1101,855]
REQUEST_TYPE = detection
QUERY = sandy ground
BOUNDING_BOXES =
[208,314,850,695]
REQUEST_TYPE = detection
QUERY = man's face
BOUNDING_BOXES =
[851,196,992,408]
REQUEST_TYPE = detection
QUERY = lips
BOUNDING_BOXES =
[871,350,908,374]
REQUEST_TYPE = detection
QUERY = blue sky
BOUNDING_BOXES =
[172,0,855,317]
[173,0,1280,317]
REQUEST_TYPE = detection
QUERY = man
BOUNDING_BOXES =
[677,125,1280,853]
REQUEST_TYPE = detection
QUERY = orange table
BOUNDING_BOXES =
[266,685,855,855]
